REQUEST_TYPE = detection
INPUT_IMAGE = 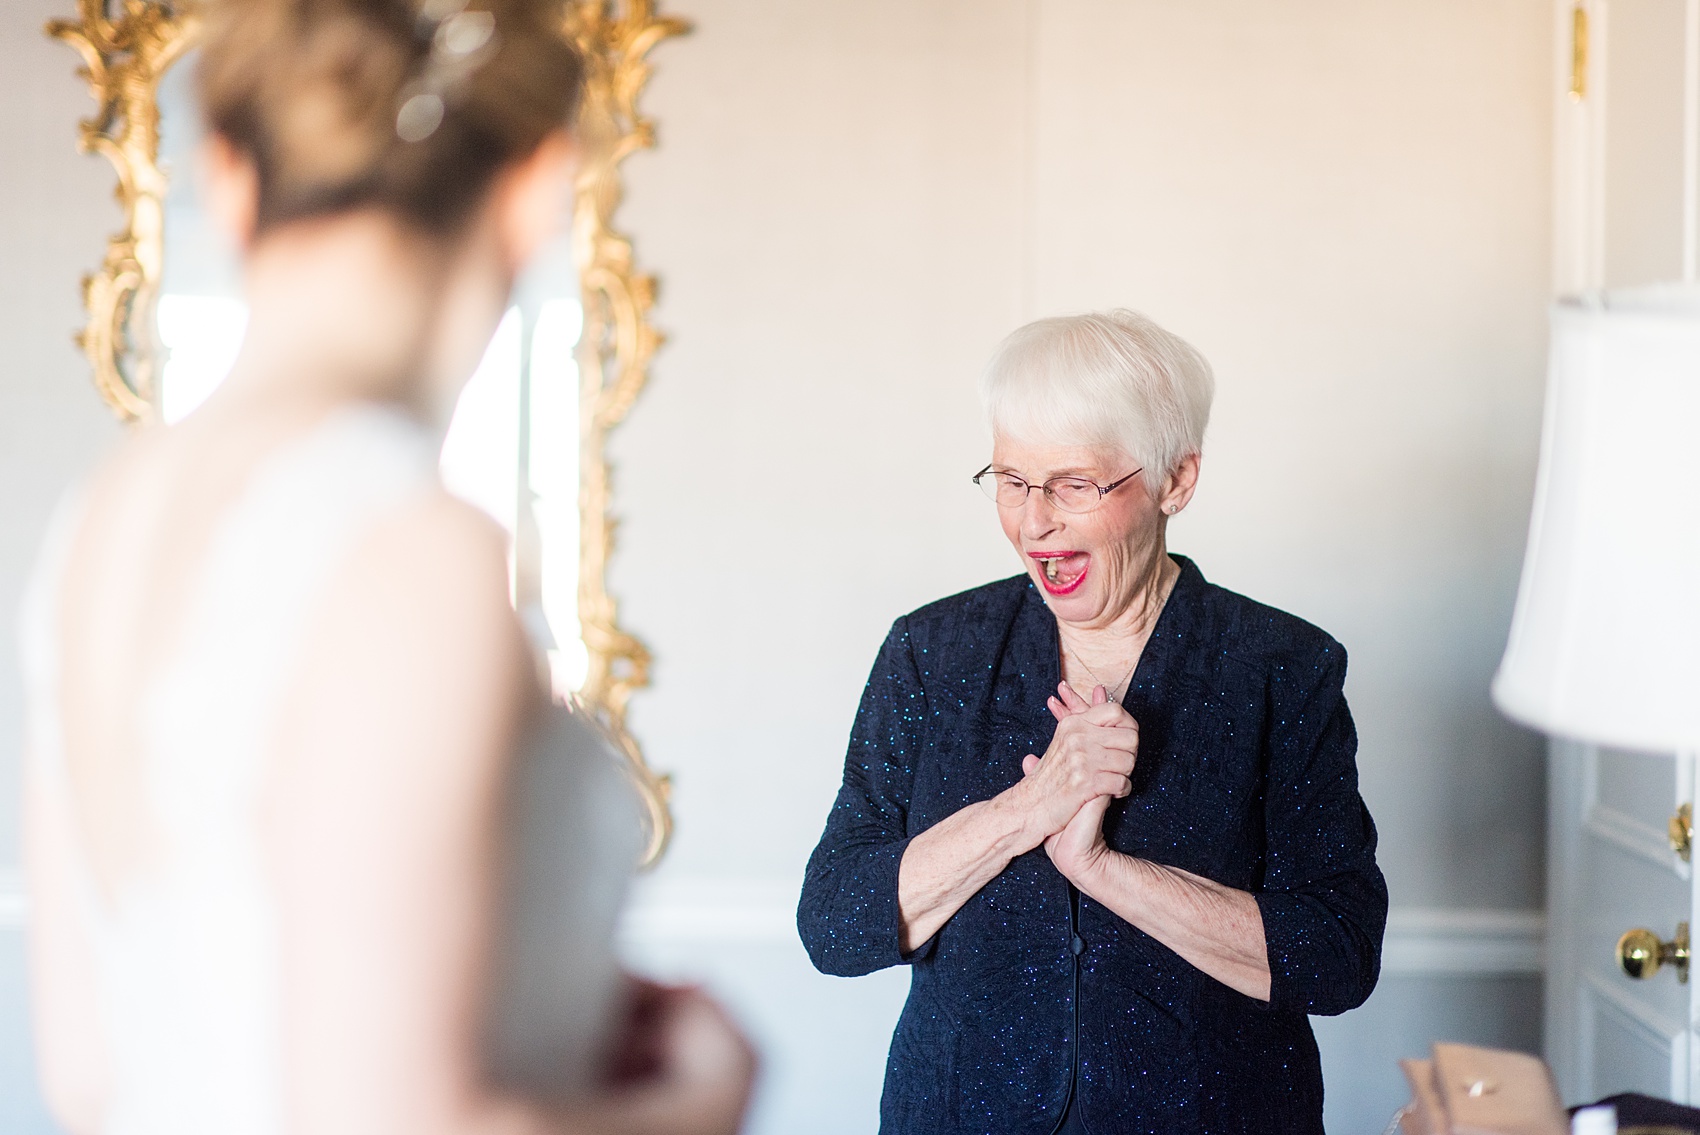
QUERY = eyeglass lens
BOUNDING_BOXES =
[977,472,1104,513]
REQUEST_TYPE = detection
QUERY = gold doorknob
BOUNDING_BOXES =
[1671,803,1693,862]
[1618,922,1690,983]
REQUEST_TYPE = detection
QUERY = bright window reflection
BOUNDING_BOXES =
[440,306,524,538]
[155,296,587,694]
[529,298,587,694]
[158,295,247,424]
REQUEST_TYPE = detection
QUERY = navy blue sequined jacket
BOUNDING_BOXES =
[797,557,1386,1135]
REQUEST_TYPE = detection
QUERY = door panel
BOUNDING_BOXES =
[1548,742,1693,1103]
[1582,974,1687,1099]
[1597,747,1691,842]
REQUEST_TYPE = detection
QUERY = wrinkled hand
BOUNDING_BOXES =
[1022,762,1113,881]
[1007,681,1137,850]
[1016,683,1123,879]
[572,978,757,1135]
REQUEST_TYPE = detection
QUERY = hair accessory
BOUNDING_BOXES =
[396,0,500,143]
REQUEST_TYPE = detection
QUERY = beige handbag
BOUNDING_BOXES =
[1397,1044,1568,1135]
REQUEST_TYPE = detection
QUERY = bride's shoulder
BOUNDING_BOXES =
[279,484,538,777]
[324,485,520,644]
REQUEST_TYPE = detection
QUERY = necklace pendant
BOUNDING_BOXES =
[1063,646,1137,705]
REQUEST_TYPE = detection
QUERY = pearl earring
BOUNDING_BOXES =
[1167,504,1178,514]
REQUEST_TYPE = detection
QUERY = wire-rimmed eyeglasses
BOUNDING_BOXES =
[972,465,1143,513]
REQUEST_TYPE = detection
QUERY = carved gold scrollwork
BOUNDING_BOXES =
[48,0,200,423]
[563,1,688,865]
[51,0,684,866]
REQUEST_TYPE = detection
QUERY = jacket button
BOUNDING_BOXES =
[1071,935,1085,956]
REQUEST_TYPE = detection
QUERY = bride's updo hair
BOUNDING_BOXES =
[198,0,585,234]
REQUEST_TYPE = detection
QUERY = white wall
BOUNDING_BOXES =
[0,2,128,1130]
[611,2,1555,1133]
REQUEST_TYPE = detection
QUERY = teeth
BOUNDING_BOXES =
[1042,558,1061,581]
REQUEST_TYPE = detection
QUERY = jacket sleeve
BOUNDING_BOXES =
[797,617,931,977]
[1253,641,1388,1016]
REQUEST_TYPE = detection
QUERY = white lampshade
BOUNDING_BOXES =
[1493,286,1700,753]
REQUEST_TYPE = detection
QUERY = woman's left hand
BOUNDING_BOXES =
[1041,792,1111,881]
[1020,682,1116,882]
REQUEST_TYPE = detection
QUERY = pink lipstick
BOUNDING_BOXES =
[1029,551,1089,596]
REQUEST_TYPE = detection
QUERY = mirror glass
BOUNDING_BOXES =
[154,54,592,694]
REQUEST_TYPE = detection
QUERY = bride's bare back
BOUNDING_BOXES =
[48,398,363,899]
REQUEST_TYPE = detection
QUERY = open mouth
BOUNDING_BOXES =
[1030,551,1089,596]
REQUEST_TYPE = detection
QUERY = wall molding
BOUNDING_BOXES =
[618,880,1546,978]
[0,870,1546,979]
[618,878,798,946]
[1381,908,1546,976]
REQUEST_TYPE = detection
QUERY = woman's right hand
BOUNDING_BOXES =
[567,980,756,1135]
[1004,682,1138,847]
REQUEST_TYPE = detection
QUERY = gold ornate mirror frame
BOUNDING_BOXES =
[48,0,683,864]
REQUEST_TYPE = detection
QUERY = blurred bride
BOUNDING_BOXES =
[18,1,753,1132]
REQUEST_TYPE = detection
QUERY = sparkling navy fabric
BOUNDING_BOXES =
[797,556,1386,1135]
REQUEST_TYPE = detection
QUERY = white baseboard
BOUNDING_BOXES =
[619,878,798,946]
[0,869,1546,979]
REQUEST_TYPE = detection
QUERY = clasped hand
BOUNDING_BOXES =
[1008,681,1137,880]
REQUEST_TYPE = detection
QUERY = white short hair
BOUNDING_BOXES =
[980,309,1214,494]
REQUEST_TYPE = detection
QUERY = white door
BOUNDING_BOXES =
[1547,0,1700,1101]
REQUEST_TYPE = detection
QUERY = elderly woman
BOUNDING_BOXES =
[797,310,1386,1135]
